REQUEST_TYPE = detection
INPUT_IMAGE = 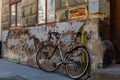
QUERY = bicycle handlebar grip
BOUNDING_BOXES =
[49,32,54,40]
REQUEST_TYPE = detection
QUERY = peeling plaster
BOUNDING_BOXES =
[1,20,105,70]
[1,0,111,70]
[2,21,85,66]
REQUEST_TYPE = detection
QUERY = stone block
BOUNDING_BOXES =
[56,10,68,22]
[56,0,66,10]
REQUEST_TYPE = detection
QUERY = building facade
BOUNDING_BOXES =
[0,0,2,40]
[1,0,114,71]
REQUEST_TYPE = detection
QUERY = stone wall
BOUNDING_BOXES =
[0,0,2,40]
[1,0,111,70]
[1,0,10,30]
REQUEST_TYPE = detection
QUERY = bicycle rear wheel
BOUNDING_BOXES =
[36,44,61,72]
[65,47,89,79]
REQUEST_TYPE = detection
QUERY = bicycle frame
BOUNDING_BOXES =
[36,31,92,79]
[54,44,72,64]
[49,31,90,64]
[53,39,66,63]
[53,40,77,63]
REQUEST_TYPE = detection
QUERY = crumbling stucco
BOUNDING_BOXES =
[83,19,104,69]
[1,0,111,70]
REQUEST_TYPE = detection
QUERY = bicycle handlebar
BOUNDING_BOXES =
[48,31,93,40]
[74,32,81,37]
[49,32,61,40]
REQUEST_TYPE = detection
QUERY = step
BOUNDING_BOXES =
[91,64,120,80]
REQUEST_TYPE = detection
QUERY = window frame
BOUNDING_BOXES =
[10,0,22,28]
[37,0,56,25]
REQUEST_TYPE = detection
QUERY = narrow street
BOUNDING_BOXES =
[0,59,72,80]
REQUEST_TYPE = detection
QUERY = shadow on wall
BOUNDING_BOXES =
[102,40,116,68]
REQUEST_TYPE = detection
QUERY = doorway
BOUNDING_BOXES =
[110,0,120,63]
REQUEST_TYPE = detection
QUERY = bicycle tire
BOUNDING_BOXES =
[65,46,90,79]
[36,44,61,72]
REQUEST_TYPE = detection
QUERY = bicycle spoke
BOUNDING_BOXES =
[36,44,61,72]
[66,47,89,79]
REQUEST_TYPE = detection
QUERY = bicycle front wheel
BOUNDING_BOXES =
[36,44,61,72]
[66,47,89,79]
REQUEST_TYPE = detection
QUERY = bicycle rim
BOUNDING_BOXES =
[36,44,61,72]
[65,47,89,79]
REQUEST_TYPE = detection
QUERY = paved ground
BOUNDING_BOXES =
[0,59,72,80]
[91,64,120,80]
[96,64,120,74]
[1,59,119,80]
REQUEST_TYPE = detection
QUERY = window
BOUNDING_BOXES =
[17,2,22,26]
[38,0,55,24]
[47,0,55,22]
[10,0,22,27]
[11,4,16,26]
[38,0,46,24]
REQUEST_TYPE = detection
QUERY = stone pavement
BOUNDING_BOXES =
[91,64,120,80]
[0,59,72,80]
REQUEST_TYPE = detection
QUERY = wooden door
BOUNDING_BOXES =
[111,0,120,63]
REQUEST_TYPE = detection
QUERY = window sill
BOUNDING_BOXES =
[10,26,23,30]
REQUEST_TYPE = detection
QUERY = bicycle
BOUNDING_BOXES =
[36,31,91,79]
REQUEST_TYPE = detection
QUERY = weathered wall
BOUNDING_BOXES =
[1,0,111,70]
[2,20,103,70]
[84,19,104,69]
[2,21,85,66]
[1,0,9,30]
[0,0,2,40]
